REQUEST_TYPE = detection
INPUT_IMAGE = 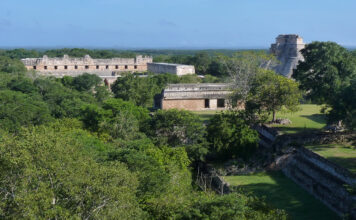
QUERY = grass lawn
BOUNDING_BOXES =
[306,143,356,174]
[272,104,327,134]
[223,171,340,220]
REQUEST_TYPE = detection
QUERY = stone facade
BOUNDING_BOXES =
[158,83,232,111]
[21,54,153,77]
[270,34,305,78]
[147,63,195,76]
[256,125,356,218]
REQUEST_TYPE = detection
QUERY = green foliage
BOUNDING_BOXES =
[107,137,193,219]
[94,85,111,102]
[0,90,52,131]
[34,77,96,118]
[177,192,287,220]
[72,73,102,92]
[193,52,211,74]
[293,42,356,129]
[0,124,145,219]
[207,111,259,160]
[0,49,292,219]
[112,74,160,107]
[7,75,38,94]
[0,48,40,59]
[0,56,26,73]
[247,70,302,121]
[327,78,356,129]
[293,41,356,105]
[100,110,141,140]
[146,109,208,162]
[43,48,137,59]
[102,98,149,125]
[80,98,149,139]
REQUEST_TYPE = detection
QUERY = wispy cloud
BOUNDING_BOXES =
[0,19,11,27]
[158,19,177,27]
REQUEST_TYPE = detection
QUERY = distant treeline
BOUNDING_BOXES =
[0,48,267,59]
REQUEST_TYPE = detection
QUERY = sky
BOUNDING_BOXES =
[0,0,355,49]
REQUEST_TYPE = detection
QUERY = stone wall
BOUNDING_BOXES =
[162,99,205,111]
[282,147,355,218]
[21,54,152,77]
[162,99,228,111]
[256,125,356,218]
[270,34,305,78]
[160,83,231,111]
[147,63,195,76]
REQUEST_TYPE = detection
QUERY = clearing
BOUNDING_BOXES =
[192,104,327,133]
[271,104,327,134]
[306,143,356,174]
[223,171,340,220]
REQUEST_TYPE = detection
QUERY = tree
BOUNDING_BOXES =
[207,54,228,77]
[102,98,149,126]
[247,70,302,122]
[0,124,145,219]
[192,52,211,74]
[94,85,111,102]
[327,78,356,129]
[72,73,102,92]
[293,41,356,105]
[111,74,160,107]
[177,192,287,220]
[145,109,208,162]
[34,77,96,118]
[0,56,26,73]
[80,98,149,139]
[223,51,277,103]
[7,76,38,94]
[0,90,52,131]
[207,111,259,160]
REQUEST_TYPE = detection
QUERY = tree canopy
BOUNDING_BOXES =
[247,70,302,121]
[293,42,356,129]
[207,111,259,160]
[293,41,356,104]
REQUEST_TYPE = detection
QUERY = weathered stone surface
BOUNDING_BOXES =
[21,54,153,77]
[274,118,292,125]
[256,125,356,218]
[270,34,305,78]
[159,83,232,111]
[147,62,195,76]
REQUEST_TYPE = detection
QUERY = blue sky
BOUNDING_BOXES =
[0,0,355,49]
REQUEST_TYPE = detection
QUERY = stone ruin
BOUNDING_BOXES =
[158,83,233,111]
[270,34,305,78]
[21,54,153,77]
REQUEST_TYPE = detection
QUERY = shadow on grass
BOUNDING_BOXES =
[273,126,320,134]
[307,145,335,151]
[237,172,340,220]
[300,114,327,125]
[325,157,356,175]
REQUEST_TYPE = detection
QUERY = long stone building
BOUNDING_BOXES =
[147,63,195,76]
[21,54,153,77]
[157,83,232,111]
[270,34,305,78]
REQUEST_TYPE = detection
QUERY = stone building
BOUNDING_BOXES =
[157,83,232,111]
[270,34,305,78]
[21,54,153,77]
[147,63,195,76]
